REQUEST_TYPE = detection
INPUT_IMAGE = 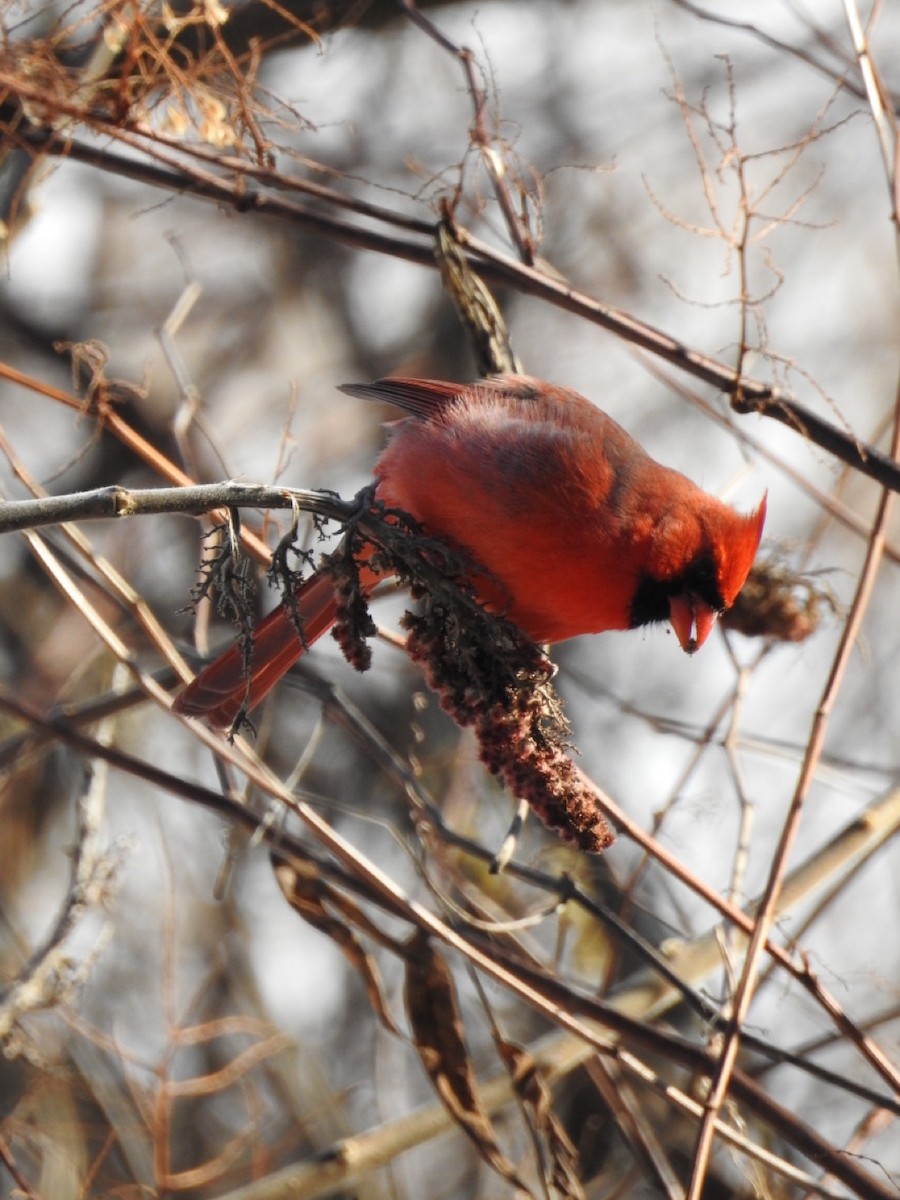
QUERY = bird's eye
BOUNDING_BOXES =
[693,554,716,582]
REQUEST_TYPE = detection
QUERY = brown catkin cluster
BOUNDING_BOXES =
[721,557,829,643]
[328,558,377,672]
[404,608,614,854]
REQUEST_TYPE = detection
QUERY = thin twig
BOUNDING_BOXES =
[401,0,538,263]
[0,697,120,1044]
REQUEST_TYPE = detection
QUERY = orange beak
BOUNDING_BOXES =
[669,594,719,655]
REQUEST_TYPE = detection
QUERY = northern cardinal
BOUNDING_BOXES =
[175,376,766,728]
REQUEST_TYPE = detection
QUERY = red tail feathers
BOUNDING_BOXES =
[174,571,342,728]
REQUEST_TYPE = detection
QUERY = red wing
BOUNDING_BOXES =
[174,570,341,728]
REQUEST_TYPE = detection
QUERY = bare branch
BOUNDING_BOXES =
[0,481,354,535]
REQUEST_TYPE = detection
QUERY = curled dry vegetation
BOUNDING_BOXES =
[0,3,898,1199]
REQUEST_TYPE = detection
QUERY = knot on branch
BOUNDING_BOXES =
[55,339,147,421]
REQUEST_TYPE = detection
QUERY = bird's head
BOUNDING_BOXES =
[630,494,767,653]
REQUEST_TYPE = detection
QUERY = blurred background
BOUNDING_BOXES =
[0,1,898,1197]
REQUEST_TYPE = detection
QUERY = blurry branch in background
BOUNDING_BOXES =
[669,0,897,107]
[0,703,120,1048]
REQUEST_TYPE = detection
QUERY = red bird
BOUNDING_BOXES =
[175,376,766,727]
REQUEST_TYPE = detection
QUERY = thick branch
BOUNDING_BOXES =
[0,483,353,535]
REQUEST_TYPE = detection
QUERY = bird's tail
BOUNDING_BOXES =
[174,568,360,728]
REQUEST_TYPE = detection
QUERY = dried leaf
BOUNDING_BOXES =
[500,1040,586,1200]
[404,932,534,1197]
[273,859,401,1037]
